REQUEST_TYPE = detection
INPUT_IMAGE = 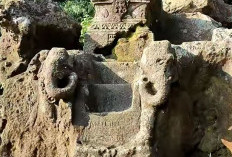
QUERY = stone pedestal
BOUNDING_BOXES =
[84,0,150,53]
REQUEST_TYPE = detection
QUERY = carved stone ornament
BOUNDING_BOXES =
[84,0,150,53]
[113,0,128,20]
[26,40,175,156]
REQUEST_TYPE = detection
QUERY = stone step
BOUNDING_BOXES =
[86,84,132,113]
[92,61,139,84]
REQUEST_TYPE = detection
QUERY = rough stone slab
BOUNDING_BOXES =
[87,84,133,113]
[162,0,208,13]
[165,12,221,43]
[92,61,139,84]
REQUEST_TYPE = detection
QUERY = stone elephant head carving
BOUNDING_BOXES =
[139,41,177,107]
[39,48,78,101]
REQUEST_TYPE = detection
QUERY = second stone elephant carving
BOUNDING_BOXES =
[139,41,177,107]
[39,48,78,101]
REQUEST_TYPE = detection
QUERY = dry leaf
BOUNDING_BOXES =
[221,139,232,154]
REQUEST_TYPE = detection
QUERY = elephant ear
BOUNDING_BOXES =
[221,139,232,154]
[27,50,49,74]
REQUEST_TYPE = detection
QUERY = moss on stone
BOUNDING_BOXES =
[112,26,154,62]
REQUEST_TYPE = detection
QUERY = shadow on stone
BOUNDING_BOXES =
[72,62,134,127]
[153,46,232,157]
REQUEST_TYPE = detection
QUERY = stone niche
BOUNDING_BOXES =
[73,61,142,154]
[84,0,150,53]
[73,41,174,156]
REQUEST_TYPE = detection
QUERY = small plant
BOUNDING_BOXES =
[59,0,95,43]
[80,16,93,43]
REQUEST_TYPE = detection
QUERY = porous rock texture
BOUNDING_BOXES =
[0,0,81,83]
[161,0,232,26]
[162,0,208,13]
[0,0,232,157]
[159,12,221,44]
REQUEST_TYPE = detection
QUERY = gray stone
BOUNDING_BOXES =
[86,84,133,113]
[93,61,139,84]
[165,12,221,43]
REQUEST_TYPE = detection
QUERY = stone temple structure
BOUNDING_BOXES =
[84,0,150,53]
[1,0,232,156]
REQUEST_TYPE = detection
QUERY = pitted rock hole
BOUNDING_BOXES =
[224,0,232,5]
[86,84,132,113]
[145,82,157,95]
[56,76,70,89]
[143,77,148,82]
[0,84,3,95]
[0,119,7,133]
